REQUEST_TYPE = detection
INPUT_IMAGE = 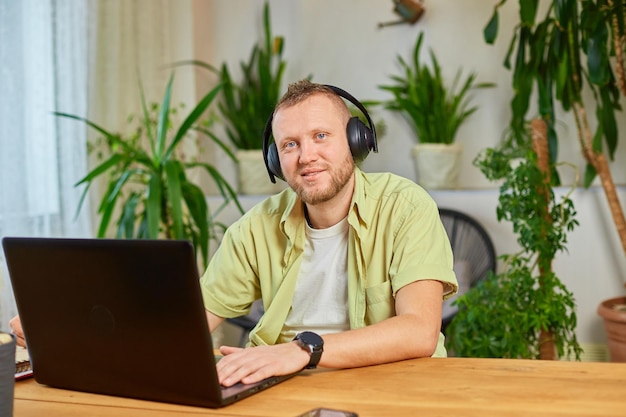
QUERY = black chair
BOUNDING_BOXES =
[227,208,496,345]
[438,208,496,333]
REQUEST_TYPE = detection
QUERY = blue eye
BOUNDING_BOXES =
[285,141,296,148]
[316,133,326,140]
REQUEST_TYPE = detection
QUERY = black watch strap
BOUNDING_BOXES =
[293,331,324,369]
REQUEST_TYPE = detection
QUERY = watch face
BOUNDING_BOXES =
[295,332,324,369]
[298,331,324,349]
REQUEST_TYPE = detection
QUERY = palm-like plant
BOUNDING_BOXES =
[379,32,493,144]
[55,73,242,267]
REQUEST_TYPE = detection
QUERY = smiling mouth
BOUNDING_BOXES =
[300,167,325,178]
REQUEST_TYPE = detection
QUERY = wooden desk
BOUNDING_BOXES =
[14,357,626,417]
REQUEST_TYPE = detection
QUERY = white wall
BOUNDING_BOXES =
[199,0,626,346]
[202,0,626,188]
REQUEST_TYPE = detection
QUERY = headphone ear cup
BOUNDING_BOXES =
[267,142,284,181]
[346,117,373,163]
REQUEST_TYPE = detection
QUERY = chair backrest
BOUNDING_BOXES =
[439,208,496,332]
[227,208,497,345]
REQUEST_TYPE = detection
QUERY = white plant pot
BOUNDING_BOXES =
[236,149,288,195]
[411,143,463,190]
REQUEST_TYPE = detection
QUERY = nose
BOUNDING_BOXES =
[298,140,318,165]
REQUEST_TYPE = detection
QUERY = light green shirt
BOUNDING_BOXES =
[200,168,458,356]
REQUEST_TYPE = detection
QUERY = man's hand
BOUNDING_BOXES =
[217,342,310,387]
[9,315,26,348]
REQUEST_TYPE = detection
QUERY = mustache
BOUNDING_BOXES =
[297,164,328,175]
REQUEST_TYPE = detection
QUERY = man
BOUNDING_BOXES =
[201,80,457,387]
[10,80,457,387]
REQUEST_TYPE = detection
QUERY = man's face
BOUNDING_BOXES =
[272,94,354,205]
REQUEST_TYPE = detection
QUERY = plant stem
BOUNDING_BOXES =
[531,118,557,360]
[573,102,626,257]
[608,0,626,96]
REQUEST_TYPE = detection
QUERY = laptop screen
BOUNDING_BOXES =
[3,237,226,407]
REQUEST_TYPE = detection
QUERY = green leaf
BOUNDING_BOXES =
[164,160,184,239]
[587,26,609,85]
[117,193,141,238]
[73,182,91,221]
[520,0,539,26]
[164,83,223,160]
[599,91,618,158]
[74,154,121,187]
[503,30,518,70]
[146,174,162,238]
[57,112,154,166]
[182,181,209,266]
[138,78,155,157]
[484,9,500,44]
[171,59,221,76]
[155,73,174,162]
[188,161,244,215]
[96,182,118,237]
[54,112,118,142]
[191,126,238,162]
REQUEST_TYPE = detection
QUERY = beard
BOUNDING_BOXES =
[287,154,355,205]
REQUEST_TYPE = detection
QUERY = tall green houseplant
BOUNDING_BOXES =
[482,0,626,361]
[56,73,242,268]
[379,32,490,145]
[447,123,582,360]
[378,31,493,189]
[484,0,626,257]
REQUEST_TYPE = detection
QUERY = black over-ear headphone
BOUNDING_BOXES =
[262,85,378,183]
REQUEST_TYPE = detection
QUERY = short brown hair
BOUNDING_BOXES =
[275,79,350,121]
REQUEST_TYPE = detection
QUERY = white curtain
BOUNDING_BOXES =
[0,0,199,331]
[89,0,204,189]
[0,0,95,330]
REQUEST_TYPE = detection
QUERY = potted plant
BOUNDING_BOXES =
[55,73,242,268]
[181,2,291,195]
[597,284,626,361]
[446,120,582,360]
[378,31,493,189]
[484,0,626,361]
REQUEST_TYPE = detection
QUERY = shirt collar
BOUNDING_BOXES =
[279,167,371,239]
[348,167,371,234]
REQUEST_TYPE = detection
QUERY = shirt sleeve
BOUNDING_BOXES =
[199,223,261,318]
[389,196,458,299]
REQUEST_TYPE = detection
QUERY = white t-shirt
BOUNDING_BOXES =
[282,217,350,340]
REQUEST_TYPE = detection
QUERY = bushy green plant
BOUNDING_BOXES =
[378,32,493,144]
[55,73,242,268]
[447,254,581,359]
[446,132,582,360]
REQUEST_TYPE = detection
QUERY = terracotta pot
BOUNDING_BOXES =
[597,296,626,362]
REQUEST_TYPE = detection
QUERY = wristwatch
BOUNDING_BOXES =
[293,331,324,369]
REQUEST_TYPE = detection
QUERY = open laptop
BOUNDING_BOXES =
[2,237,295,408]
